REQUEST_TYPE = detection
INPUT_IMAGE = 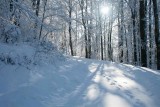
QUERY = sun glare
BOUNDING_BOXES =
[100,5,110,16]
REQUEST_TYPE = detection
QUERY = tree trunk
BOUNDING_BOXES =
[101,31,103,60]
[152,0,160,69]
[118,0,124,63]
[69,0,73,56]
[139,0,147,67]
[10,0,20,26]
[130,0,137,65]
[39,0,47,40]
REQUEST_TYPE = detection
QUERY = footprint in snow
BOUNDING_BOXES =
[135,99,144,106]
[106,77,111,81]
[118,84,122,88]
[123,82,127,84]
[113,80,117,83]
[125,91,134,98]
[110,82,115,85]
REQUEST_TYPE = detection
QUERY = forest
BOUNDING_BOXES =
[0,0,160,70]
[1,0,160,107]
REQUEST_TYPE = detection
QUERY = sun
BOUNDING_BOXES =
[100,5,110,16]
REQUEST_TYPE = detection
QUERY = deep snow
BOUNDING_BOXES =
[0,43,160,107]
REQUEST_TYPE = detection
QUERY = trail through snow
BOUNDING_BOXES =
[0,56,160,107]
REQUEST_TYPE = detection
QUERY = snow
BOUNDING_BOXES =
[0,44,160,107]
[3,24,21,43]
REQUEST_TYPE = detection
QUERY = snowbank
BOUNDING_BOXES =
[0,42,64,65]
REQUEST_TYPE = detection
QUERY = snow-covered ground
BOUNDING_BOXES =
[0,43,160,107]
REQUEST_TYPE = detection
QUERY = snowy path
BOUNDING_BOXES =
[45,57,160,107]
[0,57,160,107]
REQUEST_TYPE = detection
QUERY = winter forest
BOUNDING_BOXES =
[0,0,160,69]
[1,0,160,107]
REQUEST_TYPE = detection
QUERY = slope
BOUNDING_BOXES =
[0,43,160,107]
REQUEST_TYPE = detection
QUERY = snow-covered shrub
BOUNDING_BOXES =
[40,40,58,52]
[1,24,21,44]
[34,40,65,64]
[0,40,65,66]
[0,43,35,65]
[0,53,15,65]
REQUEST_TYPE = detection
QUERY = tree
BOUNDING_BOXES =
[118,0,124,63]
[1,0,159,69]
[39,0,47,40]
[32,0,41,39]
[152,0,160,69]
[68,0,74,56]
[139,0,147,67]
